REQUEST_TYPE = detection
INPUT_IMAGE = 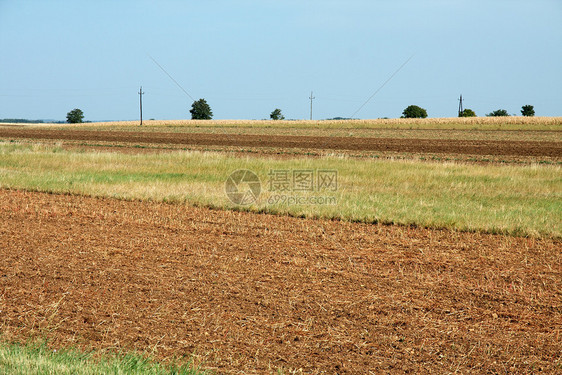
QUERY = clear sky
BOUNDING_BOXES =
[1,0,561,121]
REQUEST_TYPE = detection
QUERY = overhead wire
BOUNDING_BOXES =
[349,54,415,118]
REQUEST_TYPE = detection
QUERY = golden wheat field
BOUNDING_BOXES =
[6,116,561,130]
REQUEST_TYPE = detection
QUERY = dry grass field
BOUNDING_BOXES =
[9,116,559,130]
[1,122,561,167]
[0,117,561,373]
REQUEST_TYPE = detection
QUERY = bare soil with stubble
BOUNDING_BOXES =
[0,127,560,158]
[0,190,560,373]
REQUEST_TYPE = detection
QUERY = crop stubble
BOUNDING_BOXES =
[0,127,560,158]
[0,190,560,373]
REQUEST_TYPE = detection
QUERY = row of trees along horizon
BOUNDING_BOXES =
[2,103,536,124]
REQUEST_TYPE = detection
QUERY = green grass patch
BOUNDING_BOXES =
[0,143,560,238]
[0,341,206,375]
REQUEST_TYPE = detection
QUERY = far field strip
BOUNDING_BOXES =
[0,127,560,158]
[5,116,560,130]
[11,125,562,142]
[1,143,560,238]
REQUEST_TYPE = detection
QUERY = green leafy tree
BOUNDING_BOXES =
[190,99,213,120]
[486,109,510,117]
[401,105,428,119]
[66,108,84,123]
[521,105,535,117]
[459,108,477,117]
[270,108,284,120]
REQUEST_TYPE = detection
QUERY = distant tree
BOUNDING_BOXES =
[458,108,477,117]
[486,109,510,117]
[190,99,213,120]
[521,105,535,117]
[401,105,428,119]
[270,108,284,120]
[66,108,84,123]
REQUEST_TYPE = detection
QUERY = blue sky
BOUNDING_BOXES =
[1,0,561,121]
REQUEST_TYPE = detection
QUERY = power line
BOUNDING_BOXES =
[147,54,195,102]
[350,54,415,119]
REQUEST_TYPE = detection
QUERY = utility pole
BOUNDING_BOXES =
[139,86,144,126]
[309,91,315,120]
[458,94,463,117]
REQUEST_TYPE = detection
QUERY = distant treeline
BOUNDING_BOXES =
[0,119,65,123]
[0,119,44,123]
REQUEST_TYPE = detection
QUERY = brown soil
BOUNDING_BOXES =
[1,127,560,157]
[1,190,560,373]
[9,139,560,166]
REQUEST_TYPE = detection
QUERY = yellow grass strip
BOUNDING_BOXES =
[1,143,560,238]
[6,116,562,131]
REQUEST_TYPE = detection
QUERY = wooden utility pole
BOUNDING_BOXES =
[309,91,315,120]
[139,86,144,126]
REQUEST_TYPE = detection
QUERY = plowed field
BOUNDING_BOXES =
[1,127,560,157]
[1,190,560,373]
